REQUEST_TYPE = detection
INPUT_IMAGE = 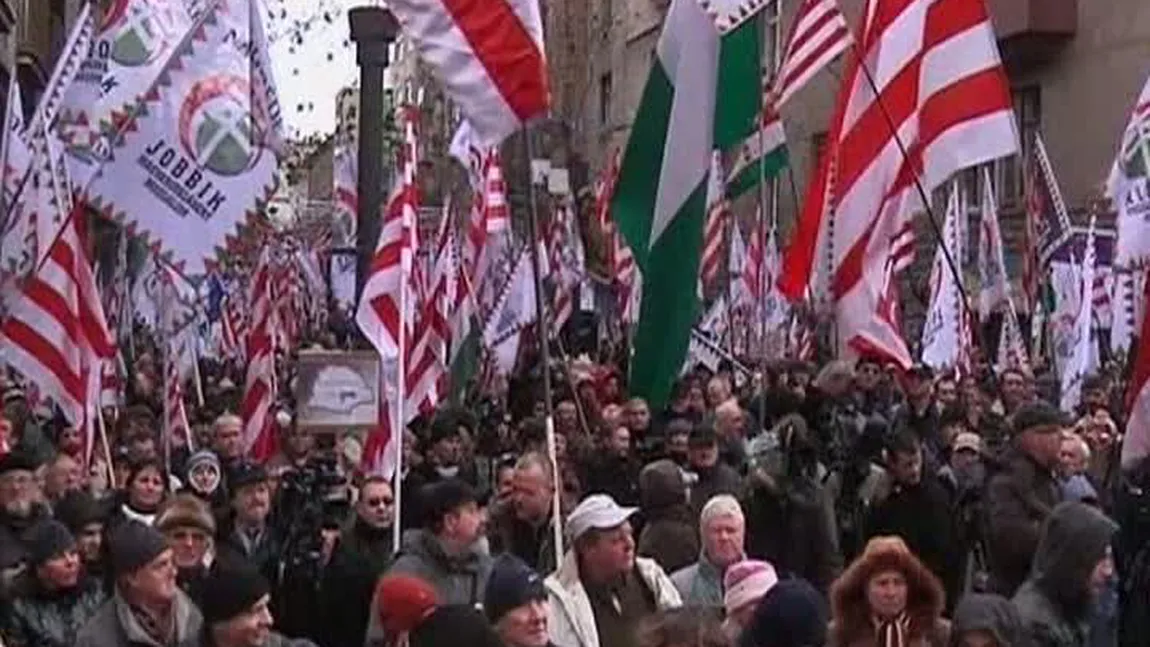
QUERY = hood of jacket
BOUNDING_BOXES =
[640,460,688,510]
[950,594,1025,647]
[1028,501,1117,613]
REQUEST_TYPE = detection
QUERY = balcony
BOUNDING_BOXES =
[987,0,1077,70]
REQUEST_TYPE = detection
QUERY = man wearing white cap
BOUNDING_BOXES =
[544,494,681,647]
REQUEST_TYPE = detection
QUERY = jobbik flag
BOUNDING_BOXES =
[920,185,967,371]
[79,0,282,276]
[1111,71,1150,267]
[56,0,204,187]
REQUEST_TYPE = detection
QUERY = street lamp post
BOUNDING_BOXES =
[348,6,401,295]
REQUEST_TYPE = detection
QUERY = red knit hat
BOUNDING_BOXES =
[375,575,440,635]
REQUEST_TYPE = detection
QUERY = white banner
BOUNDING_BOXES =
[921,186,966,370]
[1111,73,1150,267]
[80,0,282,276]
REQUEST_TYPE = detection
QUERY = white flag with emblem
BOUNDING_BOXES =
[1111,72,1150,267]
[80,0,282,276]
[56,0,205,187]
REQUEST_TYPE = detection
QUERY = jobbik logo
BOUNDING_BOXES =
[99,0,183,67]
[138,74,265,223]
[1120,109,1150,220]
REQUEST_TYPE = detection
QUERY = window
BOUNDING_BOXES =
[810,131,828,174]
[50,0,66,63]
[999,86,1042,205]
[599,73,613,127]
[763,0,782,76]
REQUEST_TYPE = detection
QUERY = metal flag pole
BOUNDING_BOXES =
[522,127,564,569]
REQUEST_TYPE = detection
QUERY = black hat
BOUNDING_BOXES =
[688,424,718,448]
[428,411,462,445]
[1012,402,1069,435]
[420,479,479,529]
[229,462,268,493]
[200,562,271,624]
[0,451,39,475]
[108,521,168,577]
[484,554,547,623]
[739,579,828,647]
[53,491,107,533]
[26,520,75,566]
[411,605,504,647]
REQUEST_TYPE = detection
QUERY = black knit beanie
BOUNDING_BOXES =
[27,520,75,566]
[108,521,168,576]
[200,563,271,625]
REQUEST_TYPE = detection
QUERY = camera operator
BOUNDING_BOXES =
[270,452,352,641]
[220,463,282,586]
[320,477,395,647]
[265,414,314,482]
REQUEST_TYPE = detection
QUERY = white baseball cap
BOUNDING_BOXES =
[565,494,638,542]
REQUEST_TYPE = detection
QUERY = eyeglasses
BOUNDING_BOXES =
[366,497,394,507]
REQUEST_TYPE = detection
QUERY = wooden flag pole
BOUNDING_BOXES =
[523,128,564,570]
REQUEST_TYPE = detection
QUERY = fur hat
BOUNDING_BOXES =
[155,493,217,535]
[830,537,944,647]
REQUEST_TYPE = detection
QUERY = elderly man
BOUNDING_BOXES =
[76,522,202,647]
[211,413,245,477]
[0,451,49,572]
[545,494,681,647]
[671,495,747,606]
[485,554,551,647]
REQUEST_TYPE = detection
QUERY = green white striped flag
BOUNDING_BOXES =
[726,112,788,200]
[612,0,761,407]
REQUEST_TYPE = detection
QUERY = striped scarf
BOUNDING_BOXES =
[872,613,911,647]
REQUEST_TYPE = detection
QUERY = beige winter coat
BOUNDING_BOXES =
[545,551,682,647]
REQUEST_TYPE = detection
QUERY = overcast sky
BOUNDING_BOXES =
[267,0,366,139]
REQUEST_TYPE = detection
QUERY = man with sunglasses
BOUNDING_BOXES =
[321,476,395,647]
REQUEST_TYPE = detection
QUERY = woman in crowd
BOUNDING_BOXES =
[108,458,168,529]
[829,536,950,647]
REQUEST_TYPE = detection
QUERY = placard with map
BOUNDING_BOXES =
[294,350,380,430]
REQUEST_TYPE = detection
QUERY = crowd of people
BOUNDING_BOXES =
[0,340,1141,647]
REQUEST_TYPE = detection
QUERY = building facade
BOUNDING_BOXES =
[543,0,1150,283]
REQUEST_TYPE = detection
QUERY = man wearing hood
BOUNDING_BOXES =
[949,594,1026,647]
[636,460,697,574]
[1013,501,1117,647]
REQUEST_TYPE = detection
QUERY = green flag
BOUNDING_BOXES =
[612,0,761,407]
[726,114,788,200]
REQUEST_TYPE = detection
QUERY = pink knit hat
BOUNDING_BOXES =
[724,560,779,616]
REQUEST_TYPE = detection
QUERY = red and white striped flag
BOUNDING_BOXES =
[0,207,114,426]
[242,249,277,462]
[780,0,1018,369]
[547,202,578,335]
[358,108,422,478]
[386,0,549,146]
[592,150,639,323]
[773,0,852,108]
[700,151,728,295]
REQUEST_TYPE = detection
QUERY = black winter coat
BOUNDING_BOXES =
[0,574,105,647]
[320,519,394,647]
